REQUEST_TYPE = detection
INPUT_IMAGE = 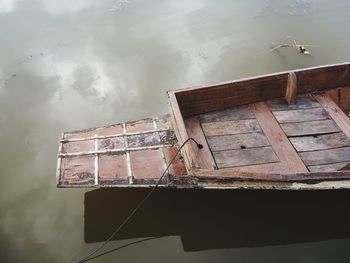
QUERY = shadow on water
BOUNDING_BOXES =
[84,188,350,252]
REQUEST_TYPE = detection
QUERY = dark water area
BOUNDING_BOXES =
[1,0,350,262]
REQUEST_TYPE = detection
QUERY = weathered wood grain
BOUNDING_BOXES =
[296,63,350,94]
[66,124,124,140]
[290,132,350,152]
[176,74,288,117]
[267,97,320,111]
[175,62,350,117]
[63,140,94,154]
[168,91,197,169]
[130,149,165,179]
[213,146,279,168]
[198,105,254,123]
[326,87,350,114]
[315,93,350,140]
[340,163,350,171]
[162,147,187,177]
[202,119,261,136]
[308,162,350,173]
[273,108,329,123]
[192,168,350,182]
[99,154,128,181]
[299,146,350,166]
[60,156,95,185]
[221,162,287,174]
[250,102,308,173]
[280,119,341,136]
[185,117,217,170]
[207,132,270,151]
[285,72,297,104]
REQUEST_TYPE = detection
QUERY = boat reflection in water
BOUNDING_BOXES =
[84,188,350,252]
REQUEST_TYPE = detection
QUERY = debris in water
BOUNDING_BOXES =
[269,38,313,55]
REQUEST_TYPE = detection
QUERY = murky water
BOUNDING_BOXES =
[1,0,350,262]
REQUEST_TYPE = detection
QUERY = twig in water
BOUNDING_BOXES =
[269,38,314,55]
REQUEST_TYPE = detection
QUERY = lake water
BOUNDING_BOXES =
[1,0,350,262]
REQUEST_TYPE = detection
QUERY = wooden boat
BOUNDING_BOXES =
[56,62,350,190]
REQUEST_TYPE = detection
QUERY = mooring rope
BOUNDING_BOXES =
[76,137,203,263]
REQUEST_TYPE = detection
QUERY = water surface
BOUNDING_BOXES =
[1,0,350,262]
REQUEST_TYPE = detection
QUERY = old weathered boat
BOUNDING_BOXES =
[57,62,350,190]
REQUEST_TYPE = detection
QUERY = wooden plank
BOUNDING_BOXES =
[65,124,124,140]
[168,91,198,169]
[130,149,165,180]
[285,72,297,104]
[162,147,187,177]
[176,74,288,117]
[202,119,261,137]
[315,93,350,139]
[280,119,341,136]
[213,146,279,168]
[308,162,350,173]
[273,108,329,123]
[267,97,320,111]
[340,163,350,171]
[296,63,350,94]
[207,132,270,151]
[250,102,308,173]
[326,87,350,114]
[174,62,350,117]
[299,146,350,166]
[221,162,287,174]
[198,105,254,123]
[192,168,350,182]
[290,132,350,152]
[184,117,217,170]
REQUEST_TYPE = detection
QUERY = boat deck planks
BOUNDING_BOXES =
[184,117,217,170]
[266,96,321,111]
[280,120,341,136]
[308,162,350,173]
[289,132,350,152]
[213,146,279,168]
[201,119,261,136]
[300,147,350,166]
[250,101,308,173]
[207,132,270,152]
[272,107,329,123]
[198,105,255,123]
[58,116,187,187]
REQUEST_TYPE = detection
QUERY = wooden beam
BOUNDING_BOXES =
[173,62,350,117]
[314,93,350,139]
[250,102,308,173]
[285,72,297,104]
[191,168,350,182]
[184,117,217,170]
[296,63,350,93]
[176,74,288,117]
[168,91,198,169]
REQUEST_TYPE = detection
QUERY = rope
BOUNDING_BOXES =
[76,137,203,262]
